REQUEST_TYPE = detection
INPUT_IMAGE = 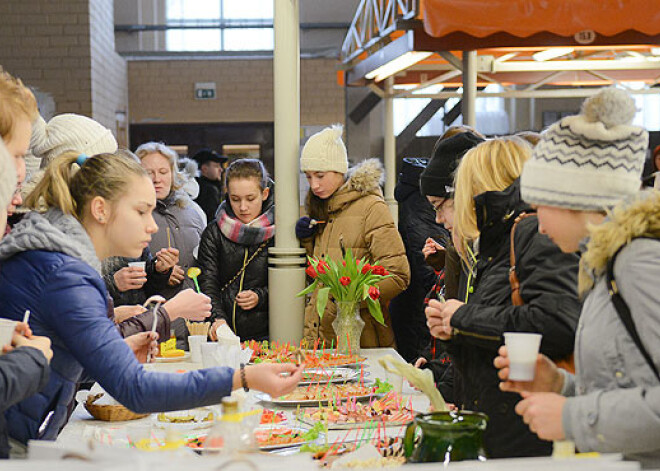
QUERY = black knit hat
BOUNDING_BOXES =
[192,148,228,166]
[420,132,484,198]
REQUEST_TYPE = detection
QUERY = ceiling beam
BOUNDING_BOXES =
[524,71,566,91]
[407,87,660,99]
[396,99,446,156]
[493,58,660,73]
[349,91,382,124]
[394,70,462,98]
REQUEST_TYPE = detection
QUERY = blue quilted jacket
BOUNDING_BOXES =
[0,210,234,444]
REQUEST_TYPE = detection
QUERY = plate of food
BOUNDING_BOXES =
[260,409,287,425]
[185,424,324,452]
[299,368,360,385]
[300,351,367,369]
[297,392,415,430]
[255,426,313,450]
[153,407,215,430]
[154,350,190,363]
[244,341,366,369]
[256,382,387,407]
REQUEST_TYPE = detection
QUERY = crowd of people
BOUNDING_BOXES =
[0,65,659,466]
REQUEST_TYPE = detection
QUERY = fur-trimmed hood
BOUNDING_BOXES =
[329,158,385,211]
[345,158,385,193]
[580,189,660,294]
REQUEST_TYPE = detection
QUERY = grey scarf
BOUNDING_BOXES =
[0,209,101,274]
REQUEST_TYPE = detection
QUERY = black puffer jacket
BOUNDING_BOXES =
[197,192,274,341]
[389,158,449,362]
[447,179,581,459]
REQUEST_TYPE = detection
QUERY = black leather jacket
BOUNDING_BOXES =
[446,179,581,459]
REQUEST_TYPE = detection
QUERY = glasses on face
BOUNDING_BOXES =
[432,199,452,214]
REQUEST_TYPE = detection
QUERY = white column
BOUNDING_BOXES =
[462,50,477,127]
[269,0,306,343]
[383,76,398,223]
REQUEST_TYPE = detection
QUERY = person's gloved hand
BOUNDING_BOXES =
[295,216,318,239]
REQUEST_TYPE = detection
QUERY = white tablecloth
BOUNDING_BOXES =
[34,348,636,471]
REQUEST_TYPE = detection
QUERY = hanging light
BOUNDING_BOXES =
[532,47,575,62]
[365,51,433,82]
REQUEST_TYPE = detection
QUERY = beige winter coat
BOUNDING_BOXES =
[302,159,410,348]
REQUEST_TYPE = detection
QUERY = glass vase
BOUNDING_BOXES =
[332,300,365,357]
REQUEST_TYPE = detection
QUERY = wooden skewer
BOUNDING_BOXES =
[166,227,171,249]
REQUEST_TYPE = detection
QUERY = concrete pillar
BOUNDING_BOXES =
[269,0,307,343]
[383,76,398,223]
[462,51,477,127]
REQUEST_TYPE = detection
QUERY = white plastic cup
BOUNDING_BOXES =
[201,342,220,368]
[0,319,17,354]
[504,332,542,381]
[188,335,206,363]
[128,261,146,271]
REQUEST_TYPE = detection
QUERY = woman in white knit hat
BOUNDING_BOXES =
[296,124,410,348]
[494,88,660,468]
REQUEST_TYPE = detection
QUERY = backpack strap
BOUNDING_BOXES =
[509,212,535,307]
[606,238,660,383]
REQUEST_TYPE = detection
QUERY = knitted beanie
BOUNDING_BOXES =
[31,113,118,167]
[521,88,648,211]
[0,138,17,210]
[420,131,484,198]
[300,124,348,174]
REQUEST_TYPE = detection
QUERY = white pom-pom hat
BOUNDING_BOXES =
[521,88,648,211]
[31,113,118,168]
[300,124,348,174]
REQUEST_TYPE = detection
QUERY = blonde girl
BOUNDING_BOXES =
[425,137,581,458]
[0,151,302,446]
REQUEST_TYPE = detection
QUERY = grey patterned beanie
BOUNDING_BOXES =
[521,88,648,211]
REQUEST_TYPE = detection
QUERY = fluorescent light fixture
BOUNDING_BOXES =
[413,84,444,95]
[365,51,433,82]
[533,47,575,62]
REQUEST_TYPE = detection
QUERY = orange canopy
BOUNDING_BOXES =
[422,0,660,47]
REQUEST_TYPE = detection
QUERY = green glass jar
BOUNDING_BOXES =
[403,411,488,463]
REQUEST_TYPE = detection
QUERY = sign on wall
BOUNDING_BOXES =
[194,82,217,100]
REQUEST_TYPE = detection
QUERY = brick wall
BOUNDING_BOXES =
[0,0,93,116]
[128,58,344,126]
[0,0,128,144]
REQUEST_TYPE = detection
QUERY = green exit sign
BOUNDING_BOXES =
[194,82,216,100]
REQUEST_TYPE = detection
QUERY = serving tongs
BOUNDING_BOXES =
[142,295,166,363]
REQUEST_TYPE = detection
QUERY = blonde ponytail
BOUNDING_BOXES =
[25,152,79,215]
[25,151,147,221]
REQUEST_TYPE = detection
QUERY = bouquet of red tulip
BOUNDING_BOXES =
[296,247,391,325]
